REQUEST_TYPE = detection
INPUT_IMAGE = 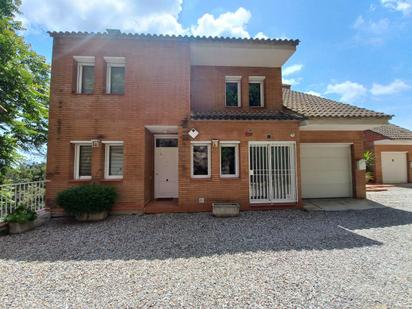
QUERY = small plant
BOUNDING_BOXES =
[365,171,374,183]
[57,184,117,216]
[4,205,37,223]
[363,150,375,170]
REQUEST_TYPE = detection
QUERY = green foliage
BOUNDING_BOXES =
[4,204,37,223]
[57,184,118,215]
[3,161,45,184]
[0,0,50,184]
[363,150,375,171]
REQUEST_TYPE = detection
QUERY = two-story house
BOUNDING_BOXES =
[46,30,391,214]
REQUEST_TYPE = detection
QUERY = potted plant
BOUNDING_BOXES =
[57,184,117,221]
[5,205,38,234]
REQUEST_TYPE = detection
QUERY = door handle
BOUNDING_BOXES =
[166,179,169,181]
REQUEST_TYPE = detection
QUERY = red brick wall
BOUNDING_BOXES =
[363,130,386,151]
[374,144,412,183]
[191,66,283,112]
[46,35,190,213]
[178,120,301,212]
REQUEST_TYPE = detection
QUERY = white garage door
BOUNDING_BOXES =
[300,144,353,198]
[381,152,407,183]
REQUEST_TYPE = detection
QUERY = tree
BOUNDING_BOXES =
[0,0,50,184]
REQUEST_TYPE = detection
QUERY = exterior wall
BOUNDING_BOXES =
[374,144,412,183]
[178,120,301,212]
[363,130,386,151]
[300,131,366,199]
[191,66,283,112]
[46,36,191,213]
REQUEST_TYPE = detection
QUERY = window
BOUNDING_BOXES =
[104,57,126,94]
[225,76,241,107]
[220,142,239,177]
[73,143,92,179]
[104,142,124,179]
[249,76,265,107]
[191,142,211,178]
[74,56,95,94]
[156,138,178,147]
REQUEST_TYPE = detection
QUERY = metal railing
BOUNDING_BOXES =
[0,180,47,218]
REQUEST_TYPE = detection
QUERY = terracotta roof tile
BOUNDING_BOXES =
[48,31,300,46]
[282,88,390,118]
[191,110,304,121]
[370,124,412,140]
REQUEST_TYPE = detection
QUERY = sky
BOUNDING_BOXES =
[18,0,412,129]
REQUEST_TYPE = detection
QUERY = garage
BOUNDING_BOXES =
[300,143,353,198]
[381,152,408,183]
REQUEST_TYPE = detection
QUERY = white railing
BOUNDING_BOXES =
[0,180,47,218]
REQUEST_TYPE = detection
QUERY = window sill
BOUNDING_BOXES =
[72,92,95,95]
[100,178,123,183]
[220,176,240,179]
[249,106,265,108]
[69,179,92,183]
[104,93,125,96]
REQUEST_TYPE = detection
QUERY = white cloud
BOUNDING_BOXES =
[283,64,303,76]
[353,16,390,34]
[282,78,302,86]
[325,81,367,102]
[19,1,256,38]
[381,0,412,15]
[190,7,251,38]
[370,79,411,95]
[254,32,268,39]
[305,90,321,97]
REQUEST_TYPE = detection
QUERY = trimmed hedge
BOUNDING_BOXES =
[57,184,117,215]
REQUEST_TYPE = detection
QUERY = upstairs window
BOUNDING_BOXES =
[73,142,92,179]
[74,56,95,94]
[104,57,126,94]
[249,76,265,107]
[104,142,124,179]
[225,76,241,107]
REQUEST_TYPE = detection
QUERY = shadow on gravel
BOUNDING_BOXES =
[2,203,411,262]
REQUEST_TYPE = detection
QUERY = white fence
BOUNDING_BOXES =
[0,180,47,218]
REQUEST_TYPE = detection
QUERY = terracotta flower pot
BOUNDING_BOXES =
[74,211,108,222]
[8,221,35,234]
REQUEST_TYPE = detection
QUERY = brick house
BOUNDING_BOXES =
[364,124,412,184]
[46,30,391,214]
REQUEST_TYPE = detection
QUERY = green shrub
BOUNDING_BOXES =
[57,184,117,215]
[5,205,37,223]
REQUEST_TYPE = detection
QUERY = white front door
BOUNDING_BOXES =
[154,136,178,198]
[381,152,407,183]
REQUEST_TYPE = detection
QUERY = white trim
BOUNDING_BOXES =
[248,76,265,82]
[380,151,408,153]
[248,78,264,107]
[300,119,390,131]
[225,76,242,82]
[73,56,95,64]
[103,56,126,64]
[105,58,126,94]
[191,141,211,144]
[191,142,211,178]
[104,143,124,179]
[220,141,240,144]
[102,141,124,145]
[374,139,412,145]
[73,143,92,180]
[225,76,241,107]
[220,143,239,178]
[70,140,92,144]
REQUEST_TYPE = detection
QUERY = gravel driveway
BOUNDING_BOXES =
[1,186,411,308]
